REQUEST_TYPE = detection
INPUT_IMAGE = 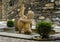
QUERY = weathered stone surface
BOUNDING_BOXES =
[0,36,59,42]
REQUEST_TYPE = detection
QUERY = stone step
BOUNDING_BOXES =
[0,32,33,39]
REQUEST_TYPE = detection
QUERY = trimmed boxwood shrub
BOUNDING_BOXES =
[7,20,14,27]
[36,21,53,39]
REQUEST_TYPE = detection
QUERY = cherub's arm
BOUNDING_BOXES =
[19,3,25,18]
[20,18,31,23]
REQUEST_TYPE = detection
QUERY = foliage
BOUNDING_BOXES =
[36,21,53,39]
[7,20,14,27]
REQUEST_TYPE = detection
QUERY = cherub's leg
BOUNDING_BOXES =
[23,24,32,34]
[19,25,24,33]
[17,20,23,33]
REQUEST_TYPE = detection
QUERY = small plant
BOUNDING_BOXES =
[36,21,53,39]
[7,20,14,27]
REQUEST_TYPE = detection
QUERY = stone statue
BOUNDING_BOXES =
[14,0,35,34]
[17,10,34,34]
[20,10,34,34]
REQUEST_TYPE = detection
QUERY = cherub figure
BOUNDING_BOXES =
[17,10,34,34]
[20,10,34,34]
[17,0,35,34]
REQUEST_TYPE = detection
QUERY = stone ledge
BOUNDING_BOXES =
[0,32,33,40]
[0,32,60,41]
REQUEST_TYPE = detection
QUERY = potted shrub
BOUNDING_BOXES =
[36,21,53,39]
[7,20,14,27]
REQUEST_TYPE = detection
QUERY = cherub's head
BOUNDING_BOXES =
[27,10,34,19]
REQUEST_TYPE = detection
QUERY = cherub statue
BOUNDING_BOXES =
[20,10,34,34]
[17,0,35,34]
[17,10,34,34]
